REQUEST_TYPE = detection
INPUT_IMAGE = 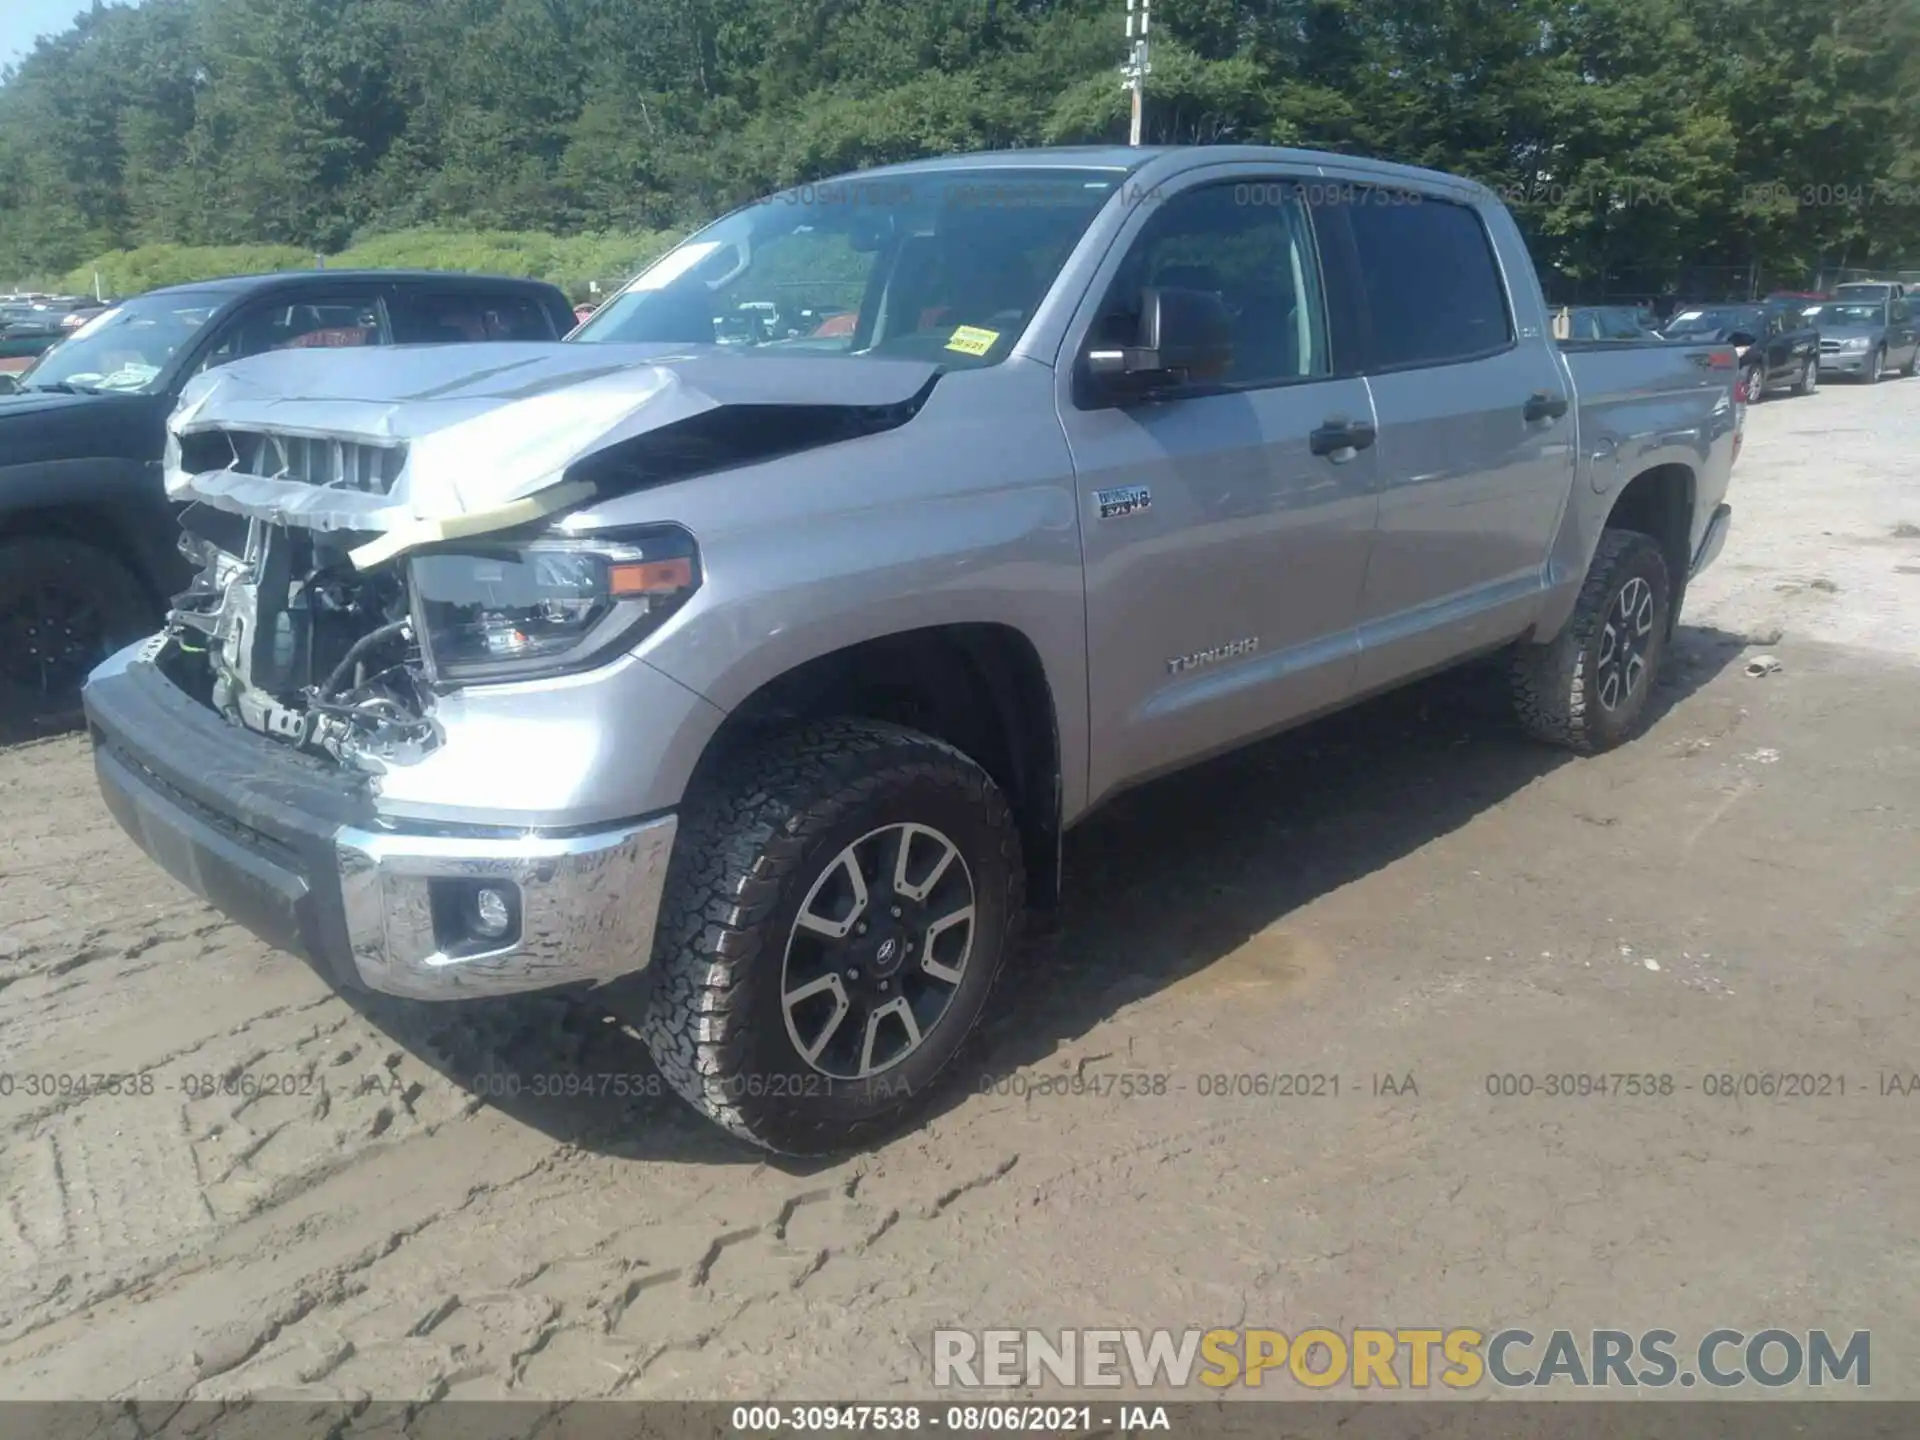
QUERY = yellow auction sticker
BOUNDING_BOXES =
[945,325,1000,357]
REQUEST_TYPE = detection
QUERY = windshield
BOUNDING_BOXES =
[1834,284,1892,301]
[20,290,224,394]
[1815,302,1886,326]
[572,168,1126,367]
[1662,308,1758,336]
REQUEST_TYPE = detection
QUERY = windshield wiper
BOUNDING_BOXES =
[19,380,99,395]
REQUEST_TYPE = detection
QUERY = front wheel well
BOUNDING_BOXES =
[692,624,1064,911]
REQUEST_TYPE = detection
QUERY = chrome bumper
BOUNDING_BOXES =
[84,642,678,1004]
[338,816,677,1000]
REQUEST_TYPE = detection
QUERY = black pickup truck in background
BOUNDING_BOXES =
[0,269,575,737]
[1660,300,1822,402]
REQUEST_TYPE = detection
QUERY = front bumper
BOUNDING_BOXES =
[83,642,676,1001]
[1817,351,1873,375]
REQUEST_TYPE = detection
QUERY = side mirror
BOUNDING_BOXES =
[0,373,18,396]
[1084,286,1233,400]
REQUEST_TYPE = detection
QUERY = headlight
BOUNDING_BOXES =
[1841,336,1870,351]
[407,526,699,686]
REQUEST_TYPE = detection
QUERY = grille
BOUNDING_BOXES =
[183,428,408,495]
[1819,340,1842,353]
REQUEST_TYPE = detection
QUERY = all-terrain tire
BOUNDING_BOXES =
[1510,529,1673,755]
[634,718,1024,1154]
[0,537,153,741]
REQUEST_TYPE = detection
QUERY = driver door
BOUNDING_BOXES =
[1053,172,1380,805]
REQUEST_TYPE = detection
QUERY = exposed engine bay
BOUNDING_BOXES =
[162,505,438,769]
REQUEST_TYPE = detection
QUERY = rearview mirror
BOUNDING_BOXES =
[1084,286,1233,400]
[0,373,18,396]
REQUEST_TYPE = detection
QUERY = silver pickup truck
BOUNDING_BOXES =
[83,146,1740,1153]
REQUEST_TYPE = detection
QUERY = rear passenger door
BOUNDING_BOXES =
[1311,181,1574,691]
[1056,170,1381,802]
[389,289,563,345]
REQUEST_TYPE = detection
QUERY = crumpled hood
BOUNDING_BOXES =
[166,341,941,562]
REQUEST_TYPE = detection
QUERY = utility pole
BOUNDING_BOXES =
[1123,0,1151,147]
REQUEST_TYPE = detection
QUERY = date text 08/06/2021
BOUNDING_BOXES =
[729,1405,1169,1433]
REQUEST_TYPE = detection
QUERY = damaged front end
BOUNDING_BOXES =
[160,503,704,773]
[165,509,437,768]
[152,342,939,768]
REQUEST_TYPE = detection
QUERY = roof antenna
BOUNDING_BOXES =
[1123,0,1151,146]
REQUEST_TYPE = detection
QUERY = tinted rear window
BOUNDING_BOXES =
[1346,194,1513,368]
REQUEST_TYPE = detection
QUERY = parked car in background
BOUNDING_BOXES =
[0,303,72,365]
[0,269,576,735]
[1661,301,1820,400]
[1811,295,1919,382]
[1832,280,1908,304]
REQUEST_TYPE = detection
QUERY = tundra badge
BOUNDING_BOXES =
[1167,637,1260,675]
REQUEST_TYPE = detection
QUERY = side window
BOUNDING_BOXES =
[393,291,559,344]
[1342,191,1513,369]
[1091,180,1331,387]
[197,294,386,373]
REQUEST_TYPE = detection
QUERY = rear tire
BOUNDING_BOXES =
[634,718,1023,1154]
[1742,362,1765,402]
[1510,529,1673,755]
[0,537,154,741]
[1901,350,1918,379]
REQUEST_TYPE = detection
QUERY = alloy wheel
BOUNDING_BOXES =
[1596,575,1656,713]
[781,822,977,1080]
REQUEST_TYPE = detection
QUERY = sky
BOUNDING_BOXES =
[1,0,144,70]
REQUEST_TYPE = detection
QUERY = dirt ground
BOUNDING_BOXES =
[1,377,1917,1406]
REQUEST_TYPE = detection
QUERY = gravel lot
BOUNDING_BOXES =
[1,376,1917,1404]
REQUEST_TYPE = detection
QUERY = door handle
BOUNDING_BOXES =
[1524,391,1570,422]
[1310,418,1377,456]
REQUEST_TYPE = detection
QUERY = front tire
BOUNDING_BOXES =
[636,718,1023,1154]
[1865,346,1884,383]
[1510,529,1673,755]
[1742,362,1765,402]
[0,537,154,740]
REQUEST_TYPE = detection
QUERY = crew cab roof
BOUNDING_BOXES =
[843,144,1490,199]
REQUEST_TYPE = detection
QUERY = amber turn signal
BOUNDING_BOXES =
[608,557,695,596]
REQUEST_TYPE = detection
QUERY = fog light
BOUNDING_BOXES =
[472,886,513,939]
